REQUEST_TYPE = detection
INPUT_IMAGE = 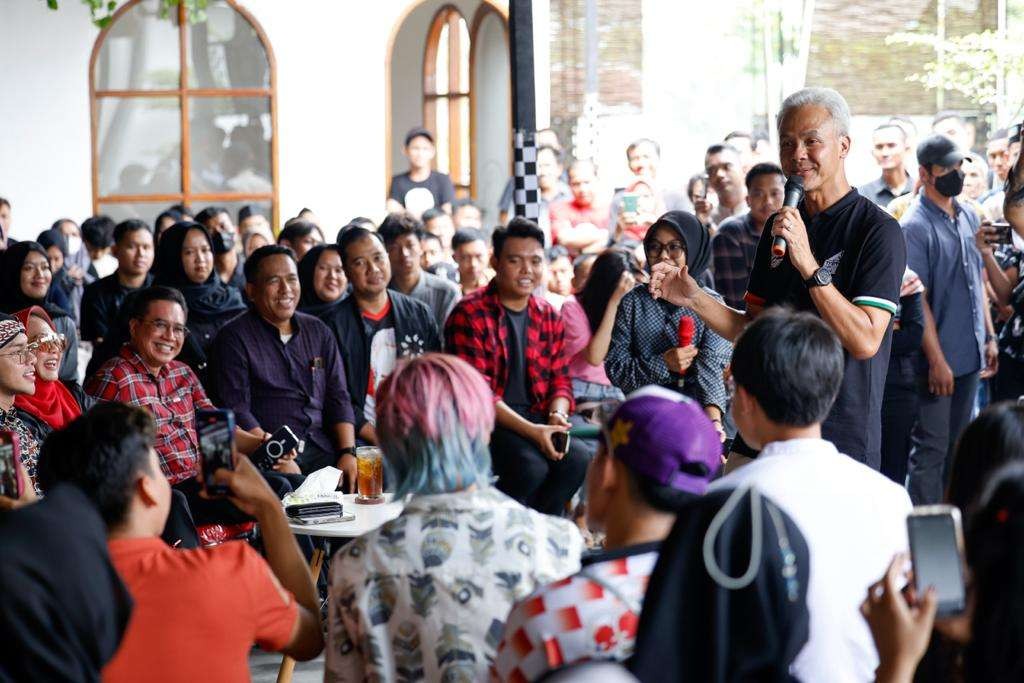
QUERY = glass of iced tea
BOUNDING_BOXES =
[355,446,384,504]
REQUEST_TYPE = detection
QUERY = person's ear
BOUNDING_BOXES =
[245,282,256,301]
[128,318,139,338]
[490,253,498,271]
[839,134,851,160]
[137,473,161,508]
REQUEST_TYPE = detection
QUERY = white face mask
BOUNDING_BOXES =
[66,235,83,255]
[1013,228,1024,252]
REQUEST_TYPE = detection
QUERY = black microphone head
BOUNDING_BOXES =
[783,175,805,206]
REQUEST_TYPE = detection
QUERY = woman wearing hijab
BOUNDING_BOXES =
[152,222,247,387]
[297,244,348,321]
[36,228,81,321]
[12,306,92,446]
[629,486,811,682]
[0,242,79,382]
[605,211,731,437]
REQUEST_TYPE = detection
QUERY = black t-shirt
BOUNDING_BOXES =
[743,189,905,467]
[388,171,456,212]
[503,306,531,411]
[80,272,152,343]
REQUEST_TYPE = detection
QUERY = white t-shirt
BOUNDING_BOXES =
[708,438,912,683]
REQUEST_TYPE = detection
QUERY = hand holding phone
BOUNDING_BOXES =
[907,506,966,616]
[197,409,236,497]
[0,431,22,500]
[551,431,571,455]
[251,425,300,471]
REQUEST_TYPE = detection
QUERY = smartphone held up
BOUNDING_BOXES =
[197,409,235,497]
[907,505,967,616]
[0,431,22,499]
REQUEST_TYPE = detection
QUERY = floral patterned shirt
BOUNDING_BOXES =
[326,487,583,682]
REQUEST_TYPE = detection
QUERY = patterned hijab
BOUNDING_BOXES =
[645,210,712,280]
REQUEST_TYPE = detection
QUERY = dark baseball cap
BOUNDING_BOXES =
[603,386,722,495]
[405,127,435,147]
[917,134,964,168]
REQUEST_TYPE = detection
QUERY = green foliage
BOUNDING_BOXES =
[886,29,1024,117]
[44,0,208,28]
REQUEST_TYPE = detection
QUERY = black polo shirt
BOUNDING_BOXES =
[80,272,153,343]
[860,173,914,208]
[742,188,905,468]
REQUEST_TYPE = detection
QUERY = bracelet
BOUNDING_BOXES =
[549,409,570,421]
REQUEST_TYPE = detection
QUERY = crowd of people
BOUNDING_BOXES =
[2,85,1024,682]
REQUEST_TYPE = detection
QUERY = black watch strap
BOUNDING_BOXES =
[339,446,357,457]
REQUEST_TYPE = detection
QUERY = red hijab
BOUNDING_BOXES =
[13,306,82,430]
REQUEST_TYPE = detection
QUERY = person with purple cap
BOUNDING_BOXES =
[492,385,722,682]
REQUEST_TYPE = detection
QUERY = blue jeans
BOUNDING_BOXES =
[572,378,625,404]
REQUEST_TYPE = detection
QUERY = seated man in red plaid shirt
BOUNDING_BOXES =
[85,285,295,548]
[444,218,587,514]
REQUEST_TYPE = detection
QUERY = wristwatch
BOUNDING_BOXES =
[804,267,832,288]
[339,446,357,457]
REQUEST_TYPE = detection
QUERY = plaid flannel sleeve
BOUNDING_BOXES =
[444,298,500,396]
[712,231,751,310]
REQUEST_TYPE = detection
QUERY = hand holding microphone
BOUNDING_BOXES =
[771,175,806,258]
[664,316,698,387]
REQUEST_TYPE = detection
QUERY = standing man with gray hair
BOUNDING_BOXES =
[647,87,906,470]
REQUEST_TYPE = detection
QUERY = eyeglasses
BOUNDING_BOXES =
[0,346,37,365]
[140,319,190,338]
[645,240,686,259]
[28,332,67,354]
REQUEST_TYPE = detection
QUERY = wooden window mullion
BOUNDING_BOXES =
[447,13,462,187]
[179,2,191,204]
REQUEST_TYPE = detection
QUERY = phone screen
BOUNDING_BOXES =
[0,432,20,499]
[992,222,1013,245]
[197,410,235,496]
[551,431,570,454]
[908,510,965,615]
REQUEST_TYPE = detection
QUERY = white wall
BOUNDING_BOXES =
[473,12,511,228]
[0,0,551,243]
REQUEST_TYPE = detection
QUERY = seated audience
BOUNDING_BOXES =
[54,217,94,294]
[0,314,42,493]
[947,401,1024,513]
[152,222,247,386]
[606,213,730,437]
[85,286,283,546]
[81,219,154,347]
[422,206,456,256]
[445,218,588,514]
[712,162,785,309]
[629,486,810,682]
[37,403,323,682]
[452,197,484,229]
[82,215,118,279]
[562,248,641,405]
[196,206,246,290]
[549,159,610,255]
[326,353,583,682]
[452,227,492,295]
[546,245,574,301]
[237,204,271,234]
[36,228,81,321]
[0,482,131,681]
[12,306,91,446]
[420,231,459,282]
[242,225,273,257]
[153,209,182,238]
[0,241,79,382]
[215,246,358,479]
[494,387,722,680]
[387,127,456,216]
[297,244,348,320]
[322,228,440,445]
[571,253,597,293]
[707,309,912,682]
[379,212,461,331]
[278,219,324,261]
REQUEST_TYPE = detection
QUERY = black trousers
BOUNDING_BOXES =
[490,411,589,515]
[880,364,919,486]
[993,352,1024,403]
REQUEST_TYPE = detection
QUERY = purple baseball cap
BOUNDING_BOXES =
[603,386,722,494]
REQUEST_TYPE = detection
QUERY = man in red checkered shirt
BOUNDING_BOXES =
[444,218,587,515]
[492,387,723,681]
[85,286,288,547]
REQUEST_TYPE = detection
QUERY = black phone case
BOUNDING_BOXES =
[286,502,343,519]
[252,426,299,471]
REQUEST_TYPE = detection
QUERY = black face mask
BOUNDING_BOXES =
[933,168,965,198]
[212,230,235,255]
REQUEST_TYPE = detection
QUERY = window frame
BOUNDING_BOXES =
[88,0,279,227]
[422,5,470,196]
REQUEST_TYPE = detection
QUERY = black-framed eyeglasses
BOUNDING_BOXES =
[140,319,190,338]
[645,240,686,259]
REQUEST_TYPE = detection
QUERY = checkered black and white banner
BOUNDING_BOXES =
[512,129,540,221]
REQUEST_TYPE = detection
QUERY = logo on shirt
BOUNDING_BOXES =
[820,250,844,278]
[770,253,784,269]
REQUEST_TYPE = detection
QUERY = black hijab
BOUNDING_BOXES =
[0,241,73,319]
[152,222,246,322]
[0,484,133,681]
[629,486,810,683]
[298,244,347,318]
[645,210,712,281]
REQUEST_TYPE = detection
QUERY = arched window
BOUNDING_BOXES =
[423,6,471,195]
[89,0,277,227]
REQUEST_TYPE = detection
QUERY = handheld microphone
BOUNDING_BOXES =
[771,175,805,258]
[676,316,695,387]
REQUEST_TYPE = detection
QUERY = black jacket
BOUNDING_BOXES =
[322,292,441,432]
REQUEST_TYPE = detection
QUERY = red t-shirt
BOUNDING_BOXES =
[103,537,298,683]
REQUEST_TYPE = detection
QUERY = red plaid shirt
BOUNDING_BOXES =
[85,345,214,484]
[444,282,574,414]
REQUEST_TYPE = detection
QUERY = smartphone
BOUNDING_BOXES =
[621,193,639,214]
[196,409,235,497]
[251,425,299,471]
[907,505,966,616]
[0,431,21,499]
[291,512,355,525]
[699,173,710,199]
[1012,122,1024,144]
[991,221,1013,245]
[551,431,571,454]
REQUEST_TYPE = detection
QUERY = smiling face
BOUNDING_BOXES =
[343,235,391,298]
[181,228,213,284]
[129,299,186,373]
[494,236,545,302]
[0,333,36,398]
[26,315,61,382]
[21,250,52,300]
[248,253,299,325]
[313,249,346,303]
[778,104,849,194]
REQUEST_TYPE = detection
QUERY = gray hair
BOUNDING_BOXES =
[776,87,851,138]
